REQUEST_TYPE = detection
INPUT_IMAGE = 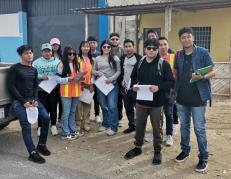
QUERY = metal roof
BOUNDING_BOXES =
[74,0,231,16]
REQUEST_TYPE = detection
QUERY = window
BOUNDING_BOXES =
[192,26,211,51]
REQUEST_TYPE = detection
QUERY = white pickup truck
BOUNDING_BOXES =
[0,64,16,129]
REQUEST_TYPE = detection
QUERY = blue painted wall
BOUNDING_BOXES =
[0,11,27,63]
[98,0,109,46]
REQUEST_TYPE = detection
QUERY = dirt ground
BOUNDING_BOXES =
[1,97,231,179]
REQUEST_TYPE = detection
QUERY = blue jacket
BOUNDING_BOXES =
[174,45,214,103]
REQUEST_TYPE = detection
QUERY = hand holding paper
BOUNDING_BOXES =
[95,76,114,96]
[75,71,87,82]
[39,75,58,94]
[136,85,153,101]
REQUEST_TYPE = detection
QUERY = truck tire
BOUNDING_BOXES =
[0,122,10,130]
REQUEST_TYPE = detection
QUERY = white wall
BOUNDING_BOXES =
[0,13,20,37]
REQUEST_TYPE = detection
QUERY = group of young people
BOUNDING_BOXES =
[8,27,215,173]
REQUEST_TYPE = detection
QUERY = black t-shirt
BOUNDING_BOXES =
[176,54,204,107]
[7,63,38,104]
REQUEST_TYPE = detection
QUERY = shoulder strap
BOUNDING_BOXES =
[158,57,164,76]
[136,56,146,78]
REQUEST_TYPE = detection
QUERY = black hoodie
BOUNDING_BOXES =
[130,55,175,107]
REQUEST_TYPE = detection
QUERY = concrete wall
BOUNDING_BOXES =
[0,12,27,63]
[139,8,231,62]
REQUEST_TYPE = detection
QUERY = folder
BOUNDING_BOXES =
[190,65,213,83]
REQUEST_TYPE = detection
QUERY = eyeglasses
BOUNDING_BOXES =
[111,38,119,41]
[146,46,158,51]
[102,45,111,49]
[68,52,76,56]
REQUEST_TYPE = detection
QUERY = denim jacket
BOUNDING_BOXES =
[174,45,214,103]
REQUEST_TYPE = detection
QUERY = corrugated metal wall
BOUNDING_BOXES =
[26,0,99,58]
[0,0,22,14]
[0,0,100,58]
[27,0,98,16]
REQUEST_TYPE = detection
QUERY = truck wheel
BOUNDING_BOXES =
[0,122,10,130]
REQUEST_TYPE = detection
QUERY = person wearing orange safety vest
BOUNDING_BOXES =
[56,46,83,140]
[76,41,94,135]
[158,36,179,147]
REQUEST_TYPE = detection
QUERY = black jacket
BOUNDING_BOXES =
[130,55,175,107]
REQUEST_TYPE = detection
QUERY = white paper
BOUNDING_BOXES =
[136,85,153,101]
[95,76,114,96]
[26,107,38,124]
[39,75,58,94]
[79,89,94,104]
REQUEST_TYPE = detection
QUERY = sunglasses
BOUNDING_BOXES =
[111,38,119,41]
[68,52,76,56]
[146,46,158,51]
[102,45,111,49]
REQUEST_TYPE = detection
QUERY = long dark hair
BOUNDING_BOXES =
[61,46,79,77]
[78,41,93,64]
[52,45,62,59]
[100,40,117,70]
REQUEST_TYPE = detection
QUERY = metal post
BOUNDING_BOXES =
[164,6,172,38]
[85,14,89,41]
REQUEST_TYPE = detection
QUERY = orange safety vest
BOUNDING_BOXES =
[165,53,175,71]
[78,56,92,85]
[60,63,82,98]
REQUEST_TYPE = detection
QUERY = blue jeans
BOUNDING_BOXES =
[163,95,174,135]
[13,100,49,154]
[177,103,208,161]
[97,83,119,132]
[61,97,78,136]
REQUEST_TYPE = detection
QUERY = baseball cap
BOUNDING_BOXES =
[50,38,61,45]
[41,43,52,51]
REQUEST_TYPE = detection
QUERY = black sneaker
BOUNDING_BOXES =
[175,151,189,163]
[28,150,45,164]
[152,152,162,165]
[124,147,142,160]
[123,127,135,134]
[37,144,51,156]
[195,160,208,173]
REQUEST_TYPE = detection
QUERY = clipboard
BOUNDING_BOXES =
[190,65,213,83]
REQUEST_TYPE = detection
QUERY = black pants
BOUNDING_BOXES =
[57,87,62,120]
[93,84,100,116]
[123,90,136,128]
[38,87,59,127]
[134,105,163,152]
[118,85,123,121]
[173,103,179,124]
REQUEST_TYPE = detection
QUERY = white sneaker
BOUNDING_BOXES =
[61,135,76,140]
[76,128,84,137]
[166,135,173,146]
[50,125,58,136]
[37,127,41,137]
[173,124,178,135]
[98,126,107,132]
[95,116,102,123]
[106,129,116,136]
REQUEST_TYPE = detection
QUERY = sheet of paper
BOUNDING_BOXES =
[79,89,94,104]
[136,85,153,101]
[94,76,114,96]
[39,75,58,94]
